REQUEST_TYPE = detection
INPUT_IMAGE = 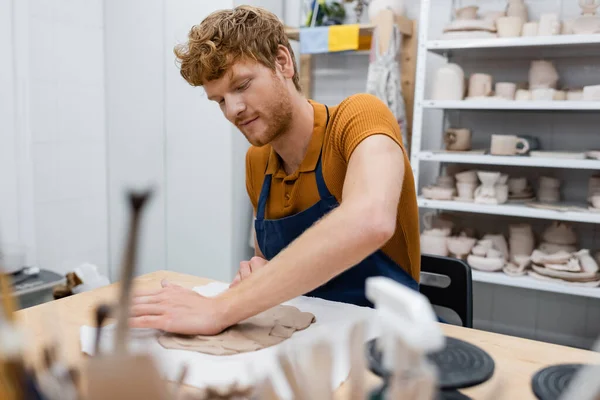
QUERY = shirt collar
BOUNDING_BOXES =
[265,100,328,177]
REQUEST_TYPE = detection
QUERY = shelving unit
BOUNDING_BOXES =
[471,271,600,299]
[418,152,600,170]
[411,0,600,299]
[418,198,600,224]
[422,100,600,111]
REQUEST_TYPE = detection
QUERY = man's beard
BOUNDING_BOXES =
[245,80,293,147]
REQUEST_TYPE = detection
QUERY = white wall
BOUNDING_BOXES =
[1,0,109,276]
[0,0,20,247]
[104,0,167,280]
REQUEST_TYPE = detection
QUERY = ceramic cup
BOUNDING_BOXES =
[540,176,560,189]
[495,184,509,204]
[538,13,561,36]
[468,73,493,98]
[495,82,517,100]
[592,195,600,209]
[538,188,560,203]
[455,170,478,183]
[553,90,567,101]
[583,85,600,101]
[436,175,456,189]
[515,89,531,101]
[496,16,524,37]
[567,89,584,101]
[456,182,477,200]
[522,21,539,36]
[532,88,556,101]
[444,128,472,151]
[508,177,528,194]
[490,135,530,156]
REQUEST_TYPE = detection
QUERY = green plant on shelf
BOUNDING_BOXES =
[305,0,347,27]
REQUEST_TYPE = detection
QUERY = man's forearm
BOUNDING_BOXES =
[217,201,393,327]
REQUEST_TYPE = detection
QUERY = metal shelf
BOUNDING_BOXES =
[417,197,600,224]
[471,271,600,299]
[427,34,600,56]
[421,100,600,111]
[417,152,600,170]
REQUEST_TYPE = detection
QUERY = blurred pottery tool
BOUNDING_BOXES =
[114,189,153,354]
[94,304,111,355]
[348,320,366,400]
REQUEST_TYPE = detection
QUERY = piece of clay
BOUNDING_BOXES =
[158,305,315,355]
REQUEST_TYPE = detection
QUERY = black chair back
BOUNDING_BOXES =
[419,254,473,328]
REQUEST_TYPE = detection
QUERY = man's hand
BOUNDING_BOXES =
[129,279,227,335]
[230,256,268,288]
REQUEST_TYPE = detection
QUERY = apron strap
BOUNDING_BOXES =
[315,105,333,200]
[256,174,271,221]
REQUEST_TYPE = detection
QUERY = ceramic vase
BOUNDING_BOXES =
[529,60,559,90]
[432,64,465,100]
[506,0,528,22]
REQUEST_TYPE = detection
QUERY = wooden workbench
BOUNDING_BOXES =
[15,270,600,399]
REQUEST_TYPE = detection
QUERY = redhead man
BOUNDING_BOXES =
[130,6,420,335]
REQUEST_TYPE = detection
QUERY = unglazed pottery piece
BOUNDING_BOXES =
[483,234,509,260]
[432,64,465,101]
[531,265,600,281]
[490,135,529,155]
[468,73,493,98]
[467,254,504,272]
[422,186,454,200]
[538,242,578,254]
[575,249,599,273]
[506,0,528,21]
[528,270,600,287]
[447,236,477,259]
[531,88,555,101]
[495,82,517,99]
[542,222,577,246]
[472,245,488,257]
[538,13,561,36]
[445,128,472,151]
[443,19,497,33]
[531,249,572,265]
[456,5,479,20]
[521,21,539,36]
[529,60,559,90]
[496,16,524,37]
[455,170,478,183]
[457,182,477,200]
[583,84,600,101]
[543,257,581,272]
[515,89,531,100]
[421,230,449,257]
[503,263,527,276]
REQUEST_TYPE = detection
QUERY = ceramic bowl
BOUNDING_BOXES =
[467,254,505,272]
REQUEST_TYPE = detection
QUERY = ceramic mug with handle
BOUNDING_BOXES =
[444,128,472,151]
[490,135,530,156]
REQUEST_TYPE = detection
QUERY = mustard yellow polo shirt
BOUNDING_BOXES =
[245,93,420,281]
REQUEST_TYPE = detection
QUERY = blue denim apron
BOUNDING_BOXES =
[255,105,418,307]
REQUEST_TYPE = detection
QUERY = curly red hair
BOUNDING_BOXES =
[174,6,300,91]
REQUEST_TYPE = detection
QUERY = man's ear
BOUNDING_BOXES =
[274,44,295,79]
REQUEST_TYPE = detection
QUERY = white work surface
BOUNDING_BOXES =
[80,282,378,398]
